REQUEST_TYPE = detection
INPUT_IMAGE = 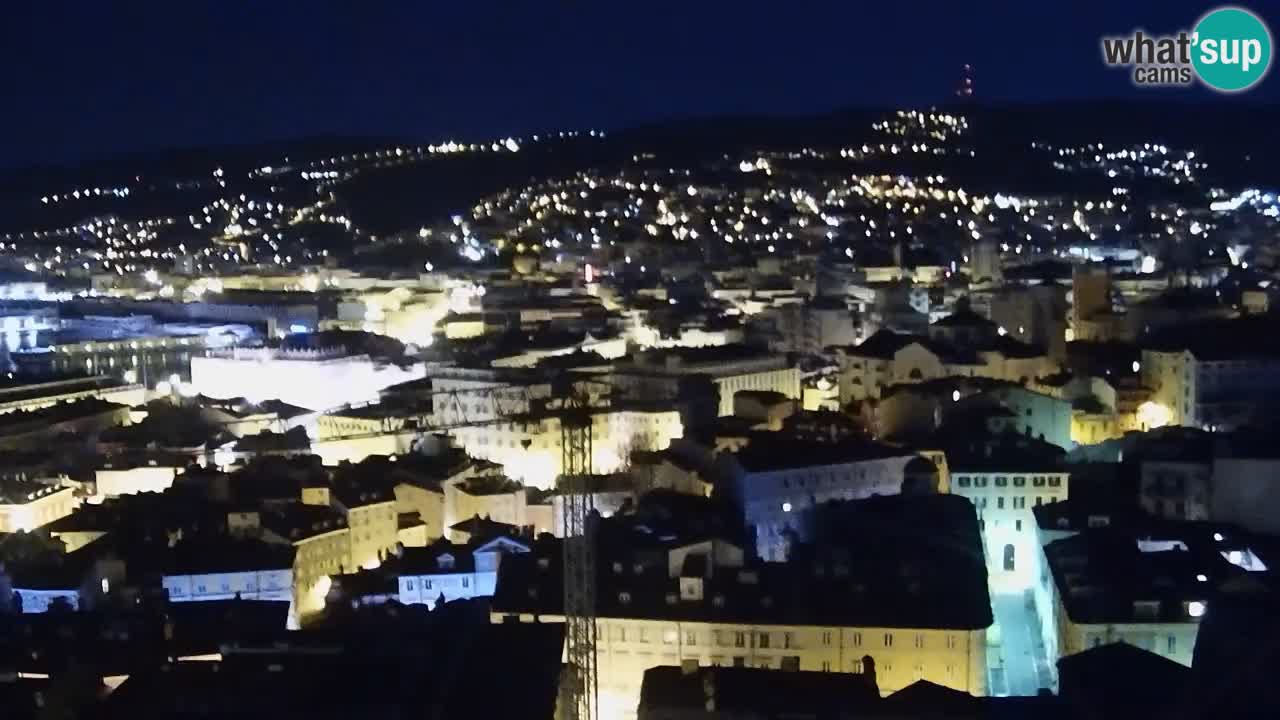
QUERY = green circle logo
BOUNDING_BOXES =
[1192,7,1272,92]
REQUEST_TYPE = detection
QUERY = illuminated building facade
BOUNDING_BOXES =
[337,489,399,571]
[261,506,351,624]
[1141,318,1280,432]
[94,460,181,498]
[952,469,1069,593]
[621,345,801,417]
[0,479,81,532]
[494,503,992,719]
[191,346,426,411]
[448,406,683,489]
[716,437,928,561]
[836,329,1053,406]
[397,535,530,608]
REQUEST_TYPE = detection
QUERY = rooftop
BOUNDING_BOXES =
[1043,523,1272,626]
[0,478,71,505]
[729,434,909,473]
[161,534,296,576]
[494,495,991,630]
[631,343,785,370]
[262,503,348,542]
[1146,316,1280,362]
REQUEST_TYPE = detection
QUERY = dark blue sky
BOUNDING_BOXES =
[2,1,1274,168]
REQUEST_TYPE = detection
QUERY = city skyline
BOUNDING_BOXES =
[3,1,1277,168]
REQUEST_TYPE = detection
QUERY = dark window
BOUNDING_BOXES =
[995,476,1008,487]
[957,477,971,488]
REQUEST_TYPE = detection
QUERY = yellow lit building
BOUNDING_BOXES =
[449,406,683,489]
[493,501,992,719]
[1042,528,1209,672]
[0,479,81,532]
[300,482,399,572]
[443,474,539,540]
[336,487,399,571]
[391,453,487,542]
[836,330,1054,406]
[262,505,351,624]
[94,459,181,498]
[617,345,801,417]
[0,376,146,416]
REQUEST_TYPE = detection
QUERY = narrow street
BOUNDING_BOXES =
[989,591,1053,696]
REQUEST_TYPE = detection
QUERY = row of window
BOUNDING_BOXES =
[350,506,396,524]
[403,576,471,591]
[955,475,1062,488]
[781,468,868,489]
[1088,633,1179,655]
[607,627,961,651]
[971,495,1038,510]
[169,575,288,595]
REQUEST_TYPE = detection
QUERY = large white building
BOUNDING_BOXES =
[161,537,295,603]
[396,535,530,608]
[191,346,425,412]
[946,436,1069,594]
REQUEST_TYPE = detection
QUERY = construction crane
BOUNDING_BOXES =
[318,370,604,720]
[558,381,598,720]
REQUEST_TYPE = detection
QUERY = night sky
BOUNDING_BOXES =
[2,1,1275,168]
